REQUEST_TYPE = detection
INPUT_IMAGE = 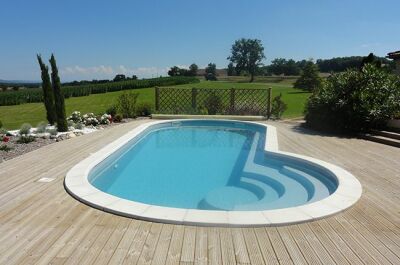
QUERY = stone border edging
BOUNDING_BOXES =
[65,120,362,227]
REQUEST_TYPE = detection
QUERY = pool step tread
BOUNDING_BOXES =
[362,133,400,148]
[370,129,400,140]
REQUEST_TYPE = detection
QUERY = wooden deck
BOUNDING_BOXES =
[0,119,399,265]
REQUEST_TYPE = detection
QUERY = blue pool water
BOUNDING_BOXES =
[89,120,338,211]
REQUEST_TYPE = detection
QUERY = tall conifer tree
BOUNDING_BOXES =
[49,54,68,132]
[37,54,56,124]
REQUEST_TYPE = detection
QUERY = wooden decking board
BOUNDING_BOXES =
[150,224,174,265]
[108,220,142,264]
[327,218,379,265]
[288,225,326,265]
[346,210,400,264]
[334,215,392,265]
[351,208,400,256]
[180,226,197,263]
[123,221,152,264]
[194,227,208,265]
[242,228,265,265]
[276,227,307,265]
[265,228,293,265]
[165,225,185,265]
[207,227,222,265]
[253,227,280,265]
[219,228,237,265]
[306,222,350,265]
[231,228,251,264]
[137,222,163,265]
[0,120,399,264]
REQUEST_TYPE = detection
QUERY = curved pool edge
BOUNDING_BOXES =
[64,119,362,227]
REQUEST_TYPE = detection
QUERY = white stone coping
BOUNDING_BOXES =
[64,119,362,227]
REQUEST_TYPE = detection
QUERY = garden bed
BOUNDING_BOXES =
[0,118,140,163]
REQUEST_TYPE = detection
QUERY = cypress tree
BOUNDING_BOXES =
[49,54,68,132]
[37,54,56,125]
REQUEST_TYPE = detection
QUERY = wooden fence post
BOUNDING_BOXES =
[230,88,235,114]
[267,87,272,119]
[192,87,197,110]
[155,86,160,111]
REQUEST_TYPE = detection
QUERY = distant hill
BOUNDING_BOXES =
[0,79,40,89]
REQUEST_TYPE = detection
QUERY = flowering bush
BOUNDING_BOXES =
[67,111,83,123]
[99,114,112,125]
[82,113,99,126]
[2,136,10,142]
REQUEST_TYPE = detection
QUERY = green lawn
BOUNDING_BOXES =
[0,81,310,130]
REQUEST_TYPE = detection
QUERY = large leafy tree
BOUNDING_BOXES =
[49,54,68,132]
[227,38,265,82]
[37,54,56,125]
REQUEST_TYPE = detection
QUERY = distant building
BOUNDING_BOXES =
[196,69,227,77]
[387,50,400,75]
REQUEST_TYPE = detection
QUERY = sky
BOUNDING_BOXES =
[0,0,399,81]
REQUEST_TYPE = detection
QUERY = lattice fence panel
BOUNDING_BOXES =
[157,87,192,114]
[234,88,269,116]
[156,87,270,116]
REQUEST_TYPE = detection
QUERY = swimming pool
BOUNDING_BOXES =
[65,120,362,226]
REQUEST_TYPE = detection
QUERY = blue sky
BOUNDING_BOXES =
[1,0,399,81]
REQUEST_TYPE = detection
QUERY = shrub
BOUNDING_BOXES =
[46,128,58,135]
[0,128,9,136]
[99,114,112,125]
[74,123,84,130]
[205,73,217,81]
[270,93,288,119]
[106,105,118,117]
[17,135,35,144]
[19,123,32,135]
[117,92,139,118]
[67,120,76,128]
[113,114,123,123]
[35,122,48,133]
[305,64,400,132]
[136,102,153,116]
[203,92,222,115]
[82,113,99,126]
[0,145,12,152]
[67,111,83,123]
[294,61,323,91]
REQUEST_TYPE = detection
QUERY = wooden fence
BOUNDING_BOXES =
[155,87,272,117]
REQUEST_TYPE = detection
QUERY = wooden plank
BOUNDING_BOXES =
[276,227,306,265]
[231,228,250,264]
[207,227,222,265]
[253,227,279,265]
[194,227,208,265]
[180,226,196,264]
[123,221,152,264]
[165,225,185,265]
[108,220,142,264]
[137,222,163,265]
[151,224,174,265]
[219,228,236,265]
[242,228,265,265]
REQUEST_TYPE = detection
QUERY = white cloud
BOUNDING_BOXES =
[360,43,381,48]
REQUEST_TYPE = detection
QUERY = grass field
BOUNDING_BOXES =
[0,81,310,129]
